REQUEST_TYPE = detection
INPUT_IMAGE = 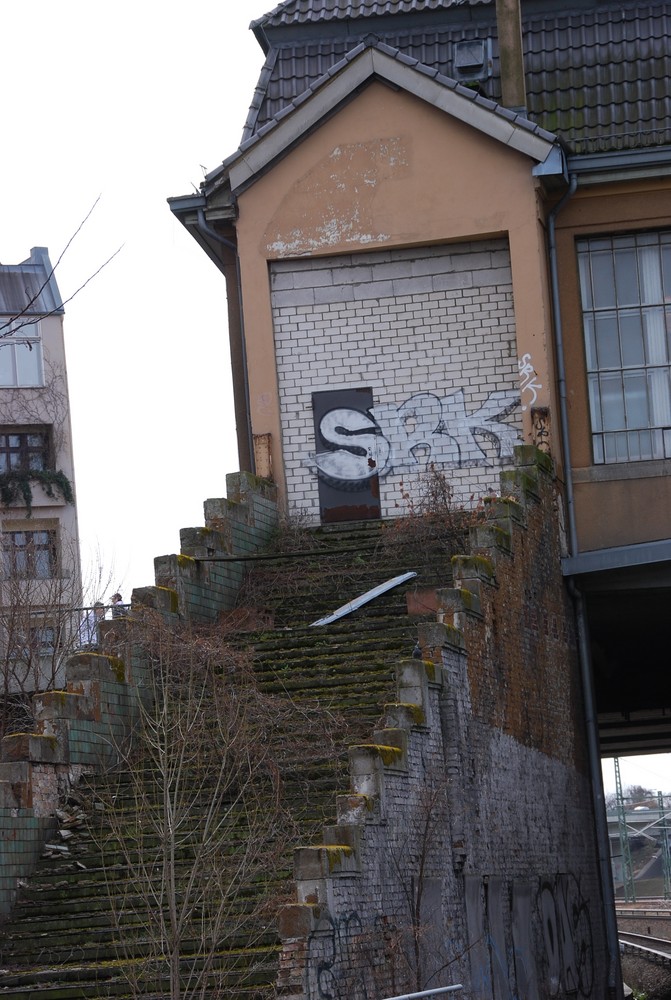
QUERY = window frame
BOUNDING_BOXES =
[0,317,44,388]
[577,230,671,465]
[2,528,58,580]
[0,426,52,475]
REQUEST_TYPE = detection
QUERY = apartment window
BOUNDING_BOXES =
[578,231,671,464]
[0,429,50,473]
[2,530,57,579]
[0,318,44,387]
[29,624,57,655]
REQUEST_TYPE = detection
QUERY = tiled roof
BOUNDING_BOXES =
[252,0,487,31]
[223,38,556,196]
[245,0,671,155]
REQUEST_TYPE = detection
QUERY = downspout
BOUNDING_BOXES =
[548,178,622,1000]
[197,207,256,475]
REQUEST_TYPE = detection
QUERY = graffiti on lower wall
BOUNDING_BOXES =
[305,910,371,1000]
[466,872,595,999]
[302,873,595,1000]
[307,387,521,487]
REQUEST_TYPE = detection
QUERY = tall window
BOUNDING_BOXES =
[0,428,50,473]
[2,530,57,579]
[578,231,671,464]
[0,318,44,387]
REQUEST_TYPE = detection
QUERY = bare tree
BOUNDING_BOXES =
[0,531,116,738]
[93,609,347,1000]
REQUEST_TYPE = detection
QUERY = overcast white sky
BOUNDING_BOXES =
[1,0,263,593]
[1,1,669,797]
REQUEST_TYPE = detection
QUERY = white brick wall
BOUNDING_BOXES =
[270,240,522,521]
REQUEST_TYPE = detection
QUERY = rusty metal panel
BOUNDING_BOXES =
[312,387,381,524]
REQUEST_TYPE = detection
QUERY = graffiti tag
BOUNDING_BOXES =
[306,911,371,1000]
[307,388,520,486]
[465,873,594,999]
[519,353,543,411]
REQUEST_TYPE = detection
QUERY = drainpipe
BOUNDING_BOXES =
[548,179,623,1000]
[196,207,256,475]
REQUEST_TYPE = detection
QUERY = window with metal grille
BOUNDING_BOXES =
[0,428,50,473]
[2,530,57,579]
[578,231,671,464]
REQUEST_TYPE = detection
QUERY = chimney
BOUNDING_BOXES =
[495,0,527,114]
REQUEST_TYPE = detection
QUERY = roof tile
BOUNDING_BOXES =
[244,0,671,155]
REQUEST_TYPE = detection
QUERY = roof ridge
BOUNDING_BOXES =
[251,0,489,33]
[206,36,556,193]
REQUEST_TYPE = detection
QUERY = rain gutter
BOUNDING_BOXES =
[196,207,256,475]
[567,144,671,185]
[548,176,622,999]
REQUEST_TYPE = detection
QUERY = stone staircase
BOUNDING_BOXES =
[0,514,467,999]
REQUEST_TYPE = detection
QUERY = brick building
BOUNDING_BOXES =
[175,0,671,995]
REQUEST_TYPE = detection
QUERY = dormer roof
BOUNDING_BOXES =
[204,37,559,199]
[245,0,671,155]
[0,248,63,318]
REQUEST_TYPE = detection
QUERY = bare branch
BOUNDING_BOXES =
[0,197,123,337]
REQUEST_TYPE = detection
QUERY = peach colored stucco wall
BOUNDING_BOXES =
[234,82,555,503]
[555,179,671,551]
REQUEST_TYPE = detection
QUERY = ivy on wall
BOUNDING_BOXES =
[0,470,74,517]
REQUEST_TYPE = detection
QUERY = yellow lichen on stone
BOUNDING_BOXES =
[374,744,403,766]
[324,845,353,871]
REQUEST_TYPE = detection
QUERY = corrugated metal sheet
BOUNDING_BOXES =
[246,0,671,155]
[0,248,63,317]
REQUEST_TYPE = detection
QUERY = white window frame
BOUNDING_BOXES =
[0,317,44,388]
[578,231,671,464]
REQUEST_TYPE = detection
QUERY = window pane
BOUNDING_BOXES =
[643,307,668,365]
[604,433,618,462]
[623,371,648,428]
[639,246,663,304]
[662,245,671,297]
[620,312,645,366]
[588,373,603,431]
[15,343,42,386]
[591,252,617,308]
[578,252,593,310]
[592,434,604,464]
[584,315,597,369]
[579,231,671,464]
[0,345,15,386]
[648,369,671,427]
[34,549,51,579]
[614,249,639,306]
[595,313,620,368]
[600,373,625,430]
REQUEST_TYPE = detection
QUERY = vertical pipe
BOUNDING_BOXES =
[549,182,623,998]
[495,0,527,112]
